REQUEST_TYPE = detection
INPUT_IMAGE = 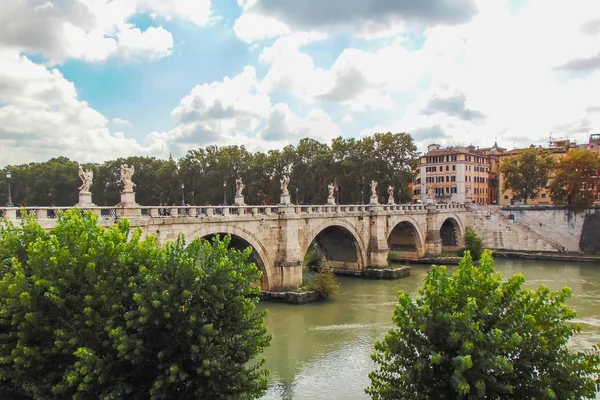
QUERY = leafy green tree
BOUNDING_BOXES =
[459,228,483,260]
[550,149,600,213]
[500,147,556,204]
[0,210,271,399]
[307,259,340,298]
[366,250,600,400]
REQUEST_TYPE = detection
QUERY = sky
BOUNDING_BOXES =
[1,0,599,166]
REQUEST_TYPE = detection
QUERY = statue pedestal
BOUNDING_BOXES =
[327,196,336,205]
[119,191,137,206]
[387,196,395,205]
[76,192,95,207]
[369,196,379,205]
[280,194,291,205]
[234,195,245,206]
[117,191,140,217]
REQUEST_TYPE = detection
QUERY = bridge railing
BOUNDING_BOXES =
[0,203,466,223]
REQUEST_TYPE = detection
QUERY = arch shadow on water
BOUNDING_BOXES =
[304,225,364,275]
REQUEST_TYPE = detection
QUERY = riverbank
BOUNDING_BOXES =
[492,250,600,263]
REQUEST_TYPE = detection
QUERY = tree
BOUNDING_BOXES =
[306,259,340,298]
[550,149,600,213]
[0,210,271,399]
[499,147,555,204]
[366,250,600,400]
[459,228,483,260]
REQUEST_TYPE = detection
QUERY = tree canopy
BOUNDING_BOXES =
[0,210,271,399]
[499,147,556,204]
[0,133,417,207]
[366,250,600,400]
[549,149,600,212]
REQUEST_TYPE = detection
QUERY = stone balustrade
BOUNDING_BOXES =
[0,203,467,224]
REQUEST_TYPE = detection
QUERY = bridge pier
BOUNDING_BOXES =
[424,206,443,256]
[368,211,390,267]
[276,206,304,289]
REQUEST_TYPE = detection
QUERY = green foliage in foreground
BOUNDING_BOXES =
[459,228,483,261]
[0,210,271,399]
[307,259,340,298]
[366,250,600,400]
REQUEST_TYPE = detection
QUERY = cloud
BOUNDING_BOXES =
[0,0,213,63]
[411,125,449,141]
[422,93,486,121]
[163,66,341,149]
[238,0,477,42]
[580,19,600,35]
[0,50,168,166]
[113,117,132,126]
[556,53,600,72]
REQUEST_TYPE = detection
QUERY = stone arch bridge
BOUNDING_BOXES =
[1,203,470,290]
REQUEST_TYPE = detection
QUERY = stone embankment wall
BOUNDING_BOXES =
[471,207,561,252]
[472,205,600,253]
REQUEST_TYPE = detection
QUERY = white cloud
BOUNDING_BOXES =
[162,66,341,149]
[113,117,132,126]
[0,0,213,63]
[0,50,168,166]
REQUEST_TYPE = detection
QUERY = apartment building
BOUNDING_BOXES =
[413,143,504,204]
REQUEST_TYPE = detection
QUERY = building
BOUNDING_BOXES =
[413,143,505,204]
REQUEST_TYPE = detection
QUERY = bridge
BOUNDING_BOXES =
[0,203,471,290]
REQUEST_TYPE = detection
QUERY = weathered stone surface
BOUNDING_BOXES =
[362,266,411,279]
[260,290,322,304]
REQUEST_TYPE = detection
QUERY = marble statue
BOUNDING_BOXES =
[280,175,290,195]
[427,186,436,199]
[235,177,245,196]
[328,182,335,197]
[120,164,136,192]
[387,185,394,197]
[370,180,377,197]
[78,165,93,193]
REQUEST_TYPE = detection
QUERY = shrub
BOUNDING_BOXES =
[0,210,271,399]
[459,228,483,260]
[366,250,600,400]
[306,259,340,298]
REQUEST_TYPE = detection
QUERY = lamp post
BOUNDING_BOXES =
[5,171,13,207]
[398,188,402,204]
[295,187,299,205]
[223,181,227,205]
[181,183,185,206]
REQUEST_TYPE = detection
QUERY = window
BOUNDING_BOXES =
[504,195,509,200]
[451,175,456,182]
[541,193,547,199]
[446,165,449,171]
[452,165,456,171]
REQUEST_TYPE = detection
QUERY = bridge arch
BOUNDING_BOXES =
[387,216,425,259]
[186,225,273,290]
[303,219,367,272]
[439,214,465,251]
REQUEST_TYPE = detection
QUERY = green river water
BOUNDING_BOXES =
[258,258,600,399]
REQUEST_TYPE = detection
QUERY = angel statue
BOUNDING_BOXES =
[388,185,394,198]
[78,165,93,193]
[120,164,136,192]
[280,175,290,195]
[328,182,335,197]
[370,180,378,197]
[235,176,245,196]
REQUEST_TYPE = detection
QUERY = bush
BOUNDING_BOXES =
[366,250,600,400]
[0,210,271,399]
[459,228,483,260]
[303,248,321,269]
[306,259,340,298]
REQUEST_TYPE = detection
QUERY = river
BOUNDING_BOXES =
[258,258,600,400]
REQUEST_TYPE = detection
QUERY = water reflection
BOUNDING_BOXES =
[259,259,600,400]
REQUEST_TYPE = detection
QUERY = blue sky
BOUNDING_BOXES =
[0,0,599,166]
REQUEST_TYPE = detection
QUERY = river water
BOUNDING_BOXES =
[258,258,600,400]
